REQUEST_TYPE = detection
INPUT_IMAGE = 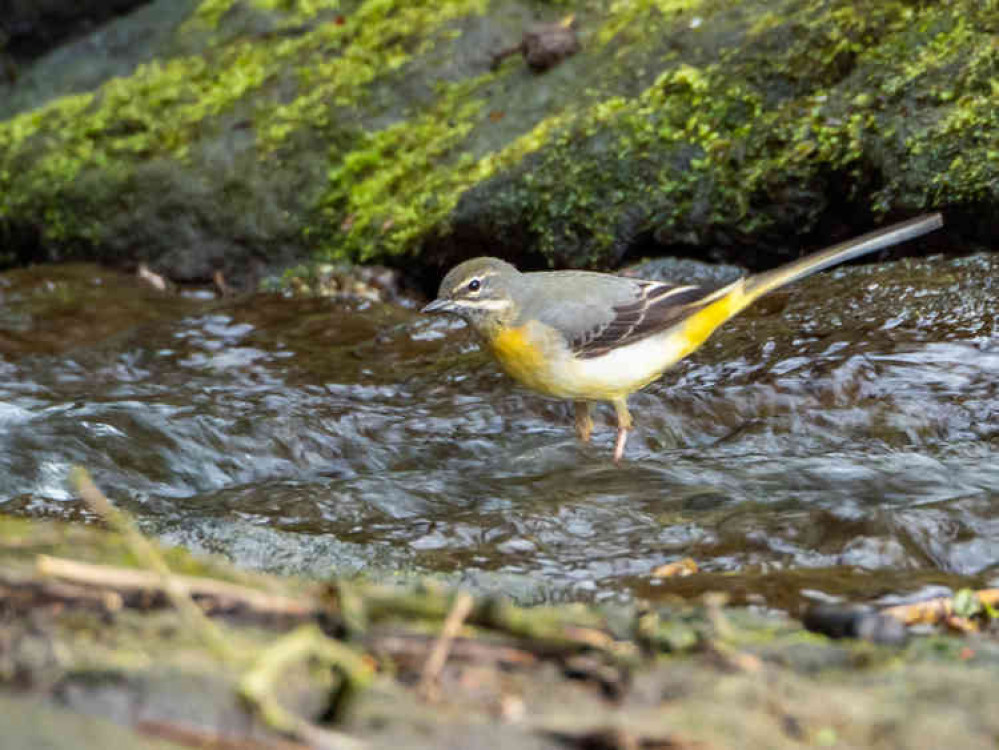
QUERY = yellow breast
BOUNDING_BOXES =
[487,323,567,397]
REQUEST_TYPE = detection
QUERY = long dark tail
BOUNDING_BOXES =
[742,213,944,301]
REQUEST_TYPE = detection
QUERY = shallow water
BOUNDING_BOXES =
[0,255,996,609]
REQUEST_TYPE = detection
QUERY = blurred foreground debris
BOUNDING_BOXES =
[0,472,996,749]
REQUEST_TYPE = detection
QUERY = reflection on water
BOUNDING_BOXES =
[0,254,996,607]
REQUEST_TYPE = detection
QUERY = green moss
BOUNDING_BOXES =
[186,0,242,28]
[0,0,994,271]
[406,0,994,267]
[311,71,578,260]
[596,0,702,46]
[0,44,276,243]
[0,514,231,579]
[259,0,488,150]
[185,0,346,30]
[0,0,489,253]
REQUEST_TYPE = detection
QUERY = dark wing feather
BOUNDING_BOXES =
[571,280,733,359]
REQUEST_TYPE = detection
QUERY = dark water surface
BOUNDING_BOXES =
[1,256,996,609]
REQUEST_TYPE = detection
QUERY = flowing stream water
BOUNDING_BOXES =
[1,253,996,609]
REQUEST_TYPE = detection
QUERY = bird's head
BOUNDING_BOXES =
[422,257,521,336]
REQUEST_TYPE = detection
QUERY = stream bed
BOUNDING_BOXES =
[1,253,996,609]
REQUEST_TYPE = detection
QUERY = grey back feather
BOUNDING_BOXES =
[515,271,733,358]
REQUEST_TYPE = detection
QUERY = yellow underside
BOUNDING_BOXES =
[485,287,747,402]
[488,324,556,394]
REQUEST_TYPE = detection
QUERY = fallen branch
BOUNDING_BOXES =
[67,468,370,749]
[337,583,634,661]
[0,568,123,613]
[35,555,317,621]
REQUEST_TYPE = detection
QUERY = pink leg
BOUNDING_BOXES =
[611,398,633,464]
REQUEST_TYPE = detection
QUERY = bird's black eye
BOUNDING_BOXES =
[467,278,481,292]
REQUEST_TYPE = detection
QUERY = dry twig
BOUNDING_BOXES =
[34,555,316,620]
[417,591,474,701]
[68,468,236,662]
[0,568,123,613]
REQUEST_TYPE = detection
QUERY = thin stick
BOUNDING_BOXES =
[68,468,369,750]
[68,467,235,662]
[418,591,474,701]
[34,555,316,620]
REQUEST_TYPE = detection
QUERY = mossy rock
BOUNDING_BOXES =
[0,0,993,286]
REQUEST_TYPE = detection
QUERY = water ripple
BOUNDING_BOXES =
[0,255,995,604]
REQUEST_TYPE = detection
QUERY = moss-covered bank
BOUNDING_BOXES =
[0,0,994,284]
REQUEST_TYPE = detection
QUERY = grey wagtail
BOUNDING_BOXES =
[423,213,943,462]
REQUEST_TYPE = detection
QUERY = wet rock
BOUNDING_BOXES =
[0,0,152,62]
[0,0,199,120]
[621,256,744,288]
[802,604,909,646]
[0,0,991,286]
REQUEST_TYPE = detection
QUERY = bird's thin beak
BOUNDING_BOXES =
[421,298,456,314]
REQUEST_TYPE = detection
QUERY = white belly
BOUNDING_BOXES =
[558,330,688,400]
